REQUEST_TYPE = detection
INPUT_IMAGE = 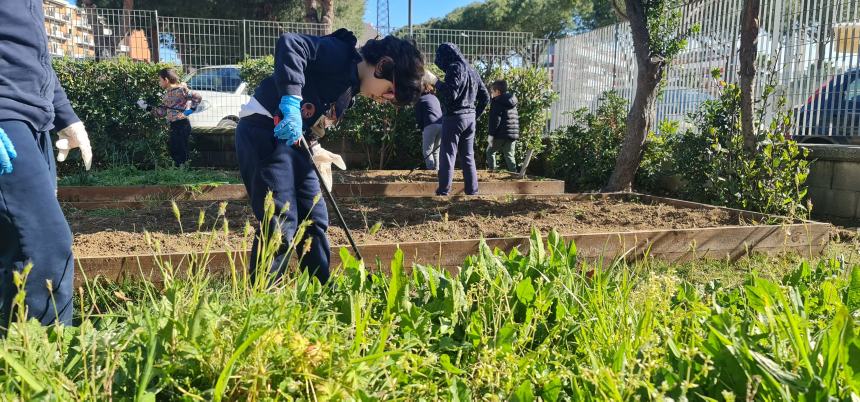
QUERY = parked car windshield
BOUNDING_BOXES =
[186,67,242,93]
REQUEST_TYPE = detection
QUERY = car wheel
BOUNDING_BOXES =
[217,118,238,129]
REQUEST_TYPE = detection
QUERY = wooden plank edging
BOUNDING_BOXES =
[73,222,830,285]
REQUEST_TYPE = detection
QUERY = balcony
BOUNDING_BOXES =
[47,30,68,41]
[74,36,95,47]
[74,19,93,31]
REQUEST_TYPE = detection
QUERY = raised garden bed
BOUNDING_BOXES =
[58,170,565,207]
[67,194,830,284]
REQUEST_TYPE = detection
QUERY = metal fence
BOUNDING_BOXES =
[44,4,546,128]
[551,0,860,142]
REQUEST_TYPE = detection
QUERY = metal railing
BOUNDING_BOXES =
[44,5,548,128]
[550,0,860,141]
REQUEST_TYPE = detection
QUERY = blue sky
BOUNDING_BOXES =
[66,0,467,27]
[363,0,467,29]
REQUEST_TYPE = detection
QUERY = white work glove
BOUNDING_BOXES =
[136,99,148,110]
[310,143,346,192]
[422,70,439,86]
[487,136,494,147]
[56,121,93,170]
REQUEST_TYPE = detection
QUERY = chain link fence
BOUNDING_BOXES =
[551,0,860,142]
[44,4,546,128]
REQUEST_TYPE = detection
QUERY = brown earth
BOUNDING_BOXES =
[334,170,539,184]
[67,196,740,257]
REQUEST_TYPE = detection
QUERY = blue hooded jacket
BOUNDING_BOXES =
[0,0,80,132]
[433,43,489,118]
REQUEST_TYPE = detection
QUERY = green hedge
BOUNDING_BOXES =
[53,58,174,174]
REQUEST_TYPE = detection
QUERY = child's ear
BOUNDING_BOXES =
[301,103,316,119]
[374,56,395,79]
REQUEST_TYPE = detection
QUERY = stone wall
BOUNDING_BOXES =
[805,145,860,221]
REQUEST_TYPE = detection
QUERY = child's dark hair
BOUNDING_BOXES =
[360,36,425,106]
[158,68,181,84]
[491,80,508,94]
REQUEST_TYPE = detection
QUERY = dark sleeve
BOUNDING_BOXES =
[51,70,81,130]
[488,104,500,136]
[475,73,490,119]
[434,62,466,111]
[273,33,314,97]
[414,99,426,128]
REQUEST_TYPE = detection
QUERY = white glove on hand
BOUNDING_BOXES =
[310,143,346,192]
[422,70,439,86]
[136,99,148,110]
[56,121,93,170]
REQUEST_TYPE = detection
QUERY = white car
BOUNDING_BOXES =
[184,65,249,128]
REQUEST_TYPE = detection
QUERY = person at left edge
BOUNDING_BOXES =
[235,28,425,285]
[0,0,93,328]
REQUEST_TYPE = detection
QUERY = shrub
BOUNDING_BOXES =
[669,75,810,218]
[53,58,174,174]
[237,55,274,96]
[545,91,664,191]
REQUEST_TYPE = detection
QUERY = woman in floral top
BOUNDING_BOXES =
[137,68,202,166]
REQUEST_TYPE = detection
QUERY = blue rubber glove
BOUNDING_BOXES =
[183,108,195,116]
[274,95,303,144]
[0,128,17,175]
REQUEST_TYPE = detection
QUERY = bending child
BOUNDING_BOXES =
[235,28,424,284]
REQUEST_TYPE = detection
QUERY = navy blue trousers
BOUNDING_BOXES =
[169,119,191,167]
[235,115,330,284]
[0,120,74,328]
[436,113,479,196]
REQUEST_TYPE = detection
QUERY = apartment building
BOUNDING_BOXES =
[43,0,152,61]
[43,0,96,58]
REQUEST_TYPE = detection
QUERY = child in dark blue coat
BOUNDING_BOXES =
[429,43,490,196]
[235,28,424,284]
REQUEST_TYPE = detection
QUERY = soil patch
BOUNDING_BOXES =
[334,170,536,184]
[67,196,740,257]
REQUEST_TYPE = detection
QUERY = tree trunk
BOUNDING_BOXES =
[604,0,664,192]
[320,0,335,34]
[304,0,319,24]
[123,0,133,10]
[739,0,760,154]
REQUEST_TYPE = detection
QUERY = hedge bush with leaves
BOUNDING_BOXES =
[237,55,274,96]
[477,66,558,157]
[53,58,173,174]
[545,91,664,192]
[668,77,810,218]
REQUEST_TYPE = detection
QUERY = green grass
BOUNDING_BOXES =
[1,202,858,400]
[58,166,241,187]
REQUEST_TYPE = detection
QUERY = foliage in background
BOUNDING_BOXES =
[477,67,558,157]
[53,58,173,174]
[326,97,422,169]
[237,56,274,96]
[668,73,811,218]
[58,166,240,187]
[0,222,858,399]
[421,0,620,38]
[545,91,662,191]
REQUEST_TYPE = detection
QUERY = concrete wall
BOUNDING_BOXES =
[805,145,860,220]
